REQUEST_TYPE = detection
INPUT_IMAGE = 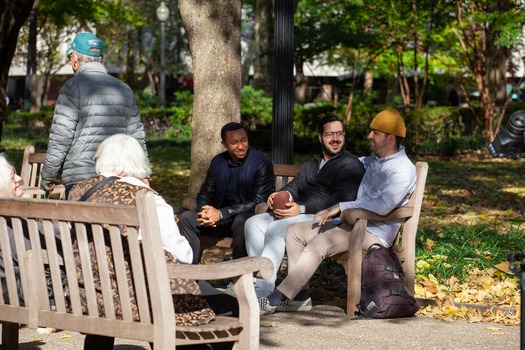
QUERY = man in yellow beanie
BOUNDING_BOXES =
[260,108,417,313]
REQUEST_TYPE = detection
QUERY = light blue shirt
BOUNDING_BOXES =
[339,146,416,246]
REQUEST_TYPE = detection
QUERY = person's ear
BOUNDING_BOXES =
[221,140,226,149]
[318,133,322,143]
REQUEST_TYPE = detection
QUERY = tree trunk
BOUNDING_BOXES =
[293,57,307,104]
[252,0,273,95]
[344,49,361,125]
[179,0,241,198]
[363,70,373,96]
[397,51,411,112]
[0,0,35,142]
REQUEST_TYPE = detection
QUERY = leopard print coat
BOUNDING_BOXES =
[67,175,215,326]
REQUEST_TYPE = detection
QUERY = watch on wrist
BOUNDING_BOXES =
[328,203,340,213]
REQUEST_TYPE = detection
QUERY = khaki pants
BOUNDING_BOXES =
[277,221,383,300]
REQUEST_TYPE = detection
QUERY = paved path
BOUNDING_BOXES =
[6,305,520,349]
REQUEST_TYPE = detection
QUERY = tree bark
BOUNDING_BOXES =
[0,0,35,142]
[252,0,273,95]
[179,0,241,197]
[293,56,307,104]
[363,70,373,96]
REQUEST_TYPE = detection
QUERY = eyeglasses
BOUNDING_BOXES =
[322,131,345,138]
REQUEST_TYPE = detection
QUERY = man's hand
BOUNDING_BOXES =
[267,191,279,210]
[313,203,341,226]
[273,202,301,219]
[39,178,55,192]
[197,205,221,227]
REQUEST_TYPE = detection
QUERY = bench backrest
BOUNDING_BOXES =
[0,191,176,347]
[20,145,65,199]
[273,164,301,190]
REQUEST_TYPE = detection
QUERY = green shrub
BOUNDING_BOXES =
[5,111,53,139]
[136,88,162,109]
[241,86,272,129]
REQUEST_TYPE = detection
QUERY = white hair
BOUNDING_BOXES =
[95,134,150,179]
[0,154,14,195]
[73,50,103,64]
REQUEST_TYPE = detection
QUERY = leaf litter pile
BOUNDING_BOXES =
[150,149,524,325]
[411,156,525,325]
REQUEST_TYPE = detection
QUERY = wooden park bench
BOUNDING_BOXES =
[252,161,428,317]
[0,190,273,349]
[20,145,65,199]
[338,161,429,315]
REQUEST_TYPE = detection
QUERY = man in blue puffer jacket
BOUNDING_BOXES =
[40,32,148,198]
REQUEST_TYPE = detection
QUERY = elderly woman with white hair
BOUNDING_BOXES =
[68,134,237,350]
[0,153,23,198]
[0,153,29,303]
[69,133,192,262]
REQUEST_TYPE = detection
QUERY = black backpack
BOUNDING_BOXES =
[357,243,420,318]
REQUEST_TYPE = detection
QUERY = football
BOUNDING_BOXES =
[272,191,294,211]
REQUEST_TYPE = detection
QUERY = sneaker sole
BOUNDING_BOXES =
[276,297,313,312]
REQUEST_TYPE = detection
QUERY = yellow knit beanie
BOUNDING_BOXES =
[370,108,406,138]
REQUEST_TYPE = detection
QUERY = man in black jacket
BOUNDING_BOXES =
[244,115,365,314]
[178,122,274,264]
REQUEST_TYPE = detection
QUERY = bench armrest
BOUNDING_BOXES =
[167,256,273,280]
[341,206,414,225]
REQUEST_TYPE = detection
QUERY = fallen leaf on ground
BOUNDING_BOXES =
[261,322,278,327]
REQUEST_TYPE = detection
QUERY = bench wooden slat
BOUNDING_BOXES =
[42,220,67,313]
[93,224,117,320]
[58,221,83,315]
[125,226,152,324]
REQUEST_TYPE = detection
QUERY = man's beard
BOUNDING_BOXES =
[321,140,344,158]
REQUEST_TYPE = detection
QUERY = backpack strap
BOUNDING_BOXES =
[79,176,119,202]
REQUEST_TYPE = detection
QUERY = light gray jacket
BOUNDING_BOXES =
[41,62,148,186]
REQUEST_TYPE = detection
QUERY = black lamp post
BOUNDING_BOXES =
[272,0,294,165]
[156,2,169,105]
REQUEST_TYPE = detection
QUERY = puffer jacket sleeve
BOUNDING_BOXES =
[41,83,80,181]
[126,103,150,177]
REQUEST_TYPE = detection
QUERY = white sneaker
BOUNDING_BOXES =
[258,297,276,316]
[276,297,313,312]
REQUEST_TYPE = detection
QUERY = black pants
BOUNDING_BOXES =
[178,210,254,263]
[84,281,239,350]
